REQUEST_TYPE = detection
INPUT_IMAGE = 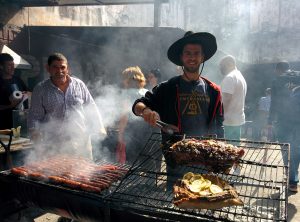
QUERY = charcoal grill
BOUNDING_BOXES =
[0,159,130,222]
[109,133,289,222]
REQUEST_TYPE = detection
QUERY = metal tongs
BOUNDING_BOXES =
[156,120,179,135]
[139,110,178,135]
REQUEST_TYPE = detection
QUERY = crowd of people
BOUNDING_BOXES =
[1,30,299,194]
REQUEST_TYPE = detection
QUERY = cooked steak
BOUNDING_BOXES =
[169,139,245,172]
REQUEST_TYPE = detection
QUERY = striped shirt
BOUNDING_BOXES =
[28,76,105,158]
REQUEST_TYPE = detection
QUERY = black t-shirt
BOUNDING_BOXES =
[178,77,210,136]
[0,76,28,129]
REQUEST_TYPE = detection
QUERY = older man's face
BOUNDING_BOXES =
[181,44,204,73]
[47,59,69,85]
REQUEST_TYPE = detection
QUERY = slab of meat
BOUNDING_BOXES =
[168,139,245,172]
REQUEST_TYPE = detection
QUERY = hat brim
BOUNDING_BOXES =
[167,32,217,66]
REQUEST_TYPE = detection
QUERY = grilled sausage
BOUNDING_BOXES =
[80,183,101,192]
[48,175,67,184]
[11,167,29,177]
[28,172,48,181]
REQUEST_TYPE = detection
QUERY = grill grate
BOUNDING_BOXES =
[1,158,131,199]
[0,159,131,221]
[110,133,289,221]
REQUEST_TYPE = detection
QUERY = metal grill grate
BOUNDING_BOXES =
[110,133,289,221]
[0,159,131,199]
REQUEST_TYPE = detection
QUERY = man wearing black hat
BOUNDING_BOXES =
[132,31,224,190]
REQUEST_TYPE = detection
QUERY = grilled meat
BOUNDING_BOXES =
[169,139,245,172]
[10,155,128,193]
[173,173,243,209]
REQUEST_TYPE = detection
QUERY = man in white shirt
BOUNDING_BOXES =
[219,55,247,140]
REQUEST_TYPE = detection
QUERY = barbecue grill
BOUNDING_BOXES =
[0,159,130,222]
[109,133,289,222]
[0,133,289,221]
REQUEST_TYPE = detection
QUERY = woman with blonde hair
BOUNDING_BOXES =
[121,66,147,92]
[116,66,150,164]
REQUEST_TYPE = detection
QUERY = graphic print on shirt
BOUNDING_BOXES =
[178,78,210,136]
[180,90,210,116]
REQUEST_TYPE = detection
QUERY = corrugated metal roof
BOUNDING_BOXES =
[8,0,168,7]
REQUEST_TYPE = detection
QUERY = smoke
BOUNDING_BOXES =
[24,70,153,166]
[19,0,300,167]
[25,103,99,162]
[93,82,124,128]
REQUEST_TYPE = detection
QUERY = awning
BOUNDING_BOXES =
[0,44,32,70]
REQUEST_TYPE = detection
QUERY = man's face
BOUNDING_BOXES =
[0,60,15,77]
[181,44,204,73]
[47,59,69,85]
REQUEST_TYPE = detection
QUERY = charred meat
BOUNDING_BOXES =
[169,139,245,172]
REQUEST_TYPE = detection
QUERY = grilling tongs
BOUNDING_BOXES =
[156,120,179,135]
[139,109,178,135]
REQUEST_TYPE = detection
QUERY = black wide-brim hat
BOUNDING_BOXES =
[167,31,217,66]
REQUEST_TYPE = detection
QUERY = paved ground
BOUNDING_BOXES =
[288,189,300,222]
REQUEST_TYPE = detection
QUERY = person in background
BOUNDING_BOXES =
[268,61,300,192]
[116,66,151,165]
[28,53,106,160]
[287,85,300,192]
[268,61,291,143]
[254,88,271,140]
[219,55,247,141]
[146,68,161,90]
[132,31,224,190]
[0,53,30,130]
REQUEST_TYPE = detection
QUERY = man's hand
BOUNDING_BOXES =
[134,102,160,127]
[10,98,22,108]
[141,107,160,127]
